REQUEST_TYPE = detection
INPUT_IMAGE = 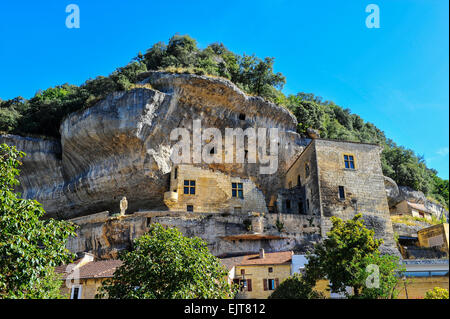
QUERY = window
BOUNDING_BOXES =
[288,181,292,189]
[298,201,305,215]
[232,183,244,199]
[241,269,245,275]
[268,279,275,290]
[306,199,310,212]
[305,163,310,177]
[268,267,273,273]
[71,286,82,299]
[234,207,242,213]
[338,186,345,200]
[286,200,291,210]
[210,147,215,155]
[187,205,194,212]
[343,154,355,169]
[174,167,178,179]
[184,180,196,195]
[297,175,301,187]
[239,113,246,121]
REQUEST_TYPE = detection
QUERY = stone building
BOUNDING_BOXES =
[55,253,122,299]
[280,138,397,254]
[390,200,433,221]
[163,164,267,214]
[221,249,292,299]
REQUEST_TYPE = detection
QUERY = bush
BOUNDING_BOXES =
[424,287,449,299]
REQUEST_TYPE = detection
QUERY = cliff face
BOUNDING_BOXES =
[0,72,306,219]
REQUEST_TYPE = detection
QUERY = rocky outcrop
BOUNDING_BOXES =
[0,72,306,219]
[66,210,321,259]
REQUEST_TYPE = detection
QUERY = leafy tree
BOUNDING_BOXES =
[424,287,449,299]
[0,143,76,298]
[268,273,323,299]
[302,214,403,299]
[97,223,235,299]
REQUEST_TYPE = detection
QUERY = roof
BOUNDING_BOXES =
[407,201,431,214]
[220,234,286,241]
[56,259,123,280]
[220,256,246,271]
[236,251,293,266]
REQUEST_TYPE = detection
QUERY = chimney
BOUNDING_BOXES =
[259,248,265,259]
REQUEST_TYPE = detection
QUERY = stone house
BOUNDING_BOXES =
[390,200,433,221]
[280,138,397,253]
[164,164,268,214]
[56,253,122,299]
[220,249,292,299]
[418,223,449,256]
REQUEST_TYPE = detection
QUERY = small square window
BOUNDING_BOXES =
[187,205,194,212]
[268,267,273,273]
[344,154,355,169]
[232,183,244,199]
[184,180,195,195]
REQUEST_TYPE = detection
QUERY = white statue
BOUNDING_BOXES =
[120,196,128,216]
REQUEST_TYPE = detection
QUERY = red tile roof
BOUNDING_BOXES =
[221,251,293,267]
[56,259,123,280]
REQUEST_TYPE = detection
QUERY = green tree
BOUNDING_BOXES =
[97,223,235,299]
[0,143,76,298]
[302,214,403,299]
[268,273,324,299]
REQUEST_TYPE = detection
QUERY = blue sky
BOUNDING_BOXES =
[0,0,448,179]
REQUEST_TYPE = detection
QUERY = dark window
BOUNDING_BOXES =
[286,200,291,210]
[306,199,310,212]
[241,269,245,275]
[72,287,79,299]
[239,113,246,121]
[187,205,194,212]
[174,167,178,179]
[305,163,310,177]
[344,154,355,169]
[210,147,215,155]
[298,201,305,215]
[184,180,195,195]
[339,186,345,200]
[232,183,244,199]
[268,267,273,273]
[297,175,301,186]
[268,279,275,290]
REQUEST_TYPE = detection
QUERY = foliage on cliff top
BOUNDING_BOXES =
[0,143,76,298]
[96,223,236,299]
[0,34,448,209]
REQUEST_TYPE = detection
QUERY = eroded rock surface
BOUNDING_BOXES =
[1,72,306,219]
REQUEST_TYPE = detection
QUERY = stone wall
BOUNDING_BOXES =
[66,210,321,259]
[164,164,268,214]
[314,139,398,255]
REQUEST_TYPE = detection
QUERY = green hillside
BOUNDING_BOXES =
[0,34,448,209]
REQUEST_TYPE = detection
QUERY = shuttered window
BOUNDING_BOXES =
[247,279,252,292]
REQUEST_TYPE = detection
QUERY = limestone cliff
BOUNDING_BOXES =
[0,72,305,219]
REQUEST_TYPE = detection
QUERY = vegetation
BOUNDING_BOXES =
[390,214,444,227]
[268,273,324,299]
[0,143,76,298]
[424,287,449,299]
[0,34,447,208]
[96,223,235,299]
[301,214,404,299]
